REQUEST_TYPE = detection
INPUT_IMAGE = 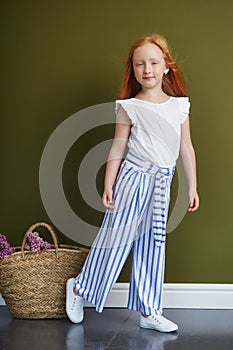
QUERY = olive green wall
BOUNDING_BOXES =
[1,0,233,283]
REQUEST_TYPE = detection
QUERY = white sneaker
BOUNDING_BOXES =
[66,278,84,323]
[140,314,178,332]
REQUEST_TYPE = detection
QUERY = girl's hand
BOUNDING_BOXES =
[102,188,115,210]
[188,190,199,212]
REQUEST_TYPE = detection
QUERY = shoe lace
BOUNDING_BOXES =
[71,297,83,312]
[152,315,162,324]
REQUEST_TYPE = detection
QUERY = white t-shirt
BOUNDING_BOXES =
[115,96,190,167]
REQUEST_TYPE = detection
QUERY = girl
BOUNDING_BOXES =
[66,34,199,332]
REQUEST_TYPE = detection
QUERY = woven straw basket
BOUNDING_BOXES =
[0,222,89,319]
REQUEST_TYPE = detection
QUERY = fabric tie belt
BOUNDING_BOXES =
[124,152,175,246]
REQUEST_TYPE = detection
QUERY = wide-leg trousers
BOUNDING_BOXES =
[74,151,175,315]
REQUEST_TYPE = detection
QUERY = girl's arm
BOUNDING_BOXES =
[180,117,199,212]
[102,107,131,209]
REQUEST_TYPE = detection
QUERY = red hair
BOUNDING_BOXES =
[119,34,187,99]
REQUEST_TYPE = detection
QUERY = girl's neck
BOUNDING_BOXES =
[135,89,170,104]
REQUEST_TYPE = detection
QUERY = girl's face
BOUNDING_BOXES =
[132,43,169,92]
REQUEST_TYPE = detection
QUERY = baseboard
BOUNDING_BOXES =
[1,283,233,309]
[162,283,233,309]
[85,283,233,309]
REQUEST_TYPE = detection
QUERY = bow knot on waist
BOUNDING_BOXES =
[125,152,175,177]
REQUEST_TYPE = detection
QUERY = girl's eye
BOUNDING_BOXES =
[152,62,158,65]
[136,63,144,67]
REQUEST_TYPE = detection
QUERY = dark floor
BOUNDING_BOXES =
[1,306,233,350]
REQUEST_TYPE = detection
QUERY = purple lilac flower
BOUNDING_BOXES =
[0,234,14,259]
[25,232,51,253]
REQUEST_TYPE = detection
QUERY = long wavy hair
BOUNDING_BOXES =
[119,34,187,99]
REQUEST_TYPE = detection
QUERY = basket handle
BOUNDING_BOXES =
[21,222,59,258]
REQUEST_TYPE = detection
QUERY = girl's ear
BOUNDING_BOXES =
[164,68,170,75]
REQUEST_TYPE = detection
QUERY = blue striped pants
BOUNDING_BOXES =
[74,151,175,315]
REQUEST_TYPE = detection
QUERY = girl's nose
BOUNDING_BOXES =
[144,63,151,74]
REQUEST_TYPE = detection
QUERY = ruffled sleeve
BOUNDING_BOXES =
[179,97,191,124]
[115,99,136,124]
